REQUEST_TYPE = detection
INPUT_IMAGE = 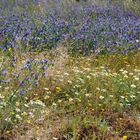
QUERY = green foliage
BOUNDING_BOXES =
[123,0,140,16]
[0,48,140,139]
[0,0,140,139]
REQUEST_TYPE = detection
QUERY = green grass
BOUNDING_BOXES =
[0,0,140,139]
[122,0,140,16]
[0,48,140,139]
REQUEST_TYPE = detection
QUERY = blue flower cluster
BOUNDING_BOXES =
[0,56,48,95]
[0,2,140,55]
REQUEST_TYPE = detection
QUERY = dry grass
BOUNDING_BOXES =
[1,48,140,140]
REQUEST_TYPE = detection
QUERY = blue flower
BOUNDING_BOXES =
[40,59,48,63]
[41,65,47,70]
[19,89,24,94]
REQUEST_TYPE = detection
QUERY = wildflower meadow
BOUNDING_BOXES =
[0,0,140,139]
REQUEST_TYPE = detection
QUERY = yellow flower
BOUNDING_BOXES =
[55,86,62,92]
[6,131,10,134]
[88,103,92,107]
[21,112,27,117]
[36,126,40,130]
[122,135,127,140]
[26,120,31,124]
[10,112,15,115]
[8,47,12,51]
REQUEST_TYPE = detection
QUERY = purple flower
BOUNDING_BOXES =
[20,81,24,86]
[41,65,47,70]
[19,89,24,94]
[40,59,48,63]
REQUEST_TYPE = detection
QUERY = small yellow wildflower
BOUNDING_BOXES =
[6,131,10,134]
[36,126,40,130]
[122,135,128,140]
[10,112,15,115]
[88,103,92,107]
[21,112,27,117]
[55,86,62,92]
[26,120,31,124]
[8,47,12,51]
